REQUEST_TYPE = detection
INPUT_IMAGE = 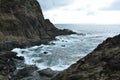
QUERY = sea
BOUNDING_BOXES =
[12,24,120,71]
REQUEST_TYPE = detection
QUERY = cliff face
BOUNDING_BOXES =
[52,34,120,80]
[0,0,75,51]
[0,0,75,79]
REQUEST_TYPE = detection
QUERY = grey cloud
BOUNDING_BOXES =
[37,0,73,11]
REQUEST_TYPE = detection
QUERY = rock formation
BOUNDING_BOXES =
[0,0,75,79]
[12,67,59,80]
[1,0,120,80]
[0,0,75,51]
[52,34,120,80]
[0,51,23,80]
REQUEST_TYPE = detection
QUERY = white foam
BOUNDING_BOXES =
[12,27,119,71]
[12,35,81,71]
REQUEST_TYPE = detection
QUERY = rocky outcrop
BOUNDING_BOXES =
[12,65,38,80]
[38,68,59,79]
[0,0,75,51]
[0,51,23,80]
[12,67,59,80]
[52,34,120,80]
[0,0,76,79]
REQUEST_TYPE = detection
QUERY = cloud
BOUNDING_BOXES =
[55,0,115,14]
[44,9,120,24]
[37,0,73,11]
[38,0,120,24]
[102,0,120,10]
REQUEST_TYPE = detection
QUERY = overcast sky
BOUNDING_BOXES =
[38,0,120,24]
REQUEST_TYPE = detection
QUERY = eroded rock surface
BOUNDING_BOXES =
[0,0,75,79]
[0,51,22,80]
[52,34,120,80]
[12,67,59,80]
[0,0,75,51]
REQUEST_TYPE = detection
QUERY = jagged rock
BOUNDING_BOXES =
[0,0,75,51]
[14,56,24,60]
[49,42,56,45]
[77,33,86,36]
[12,65,38,80]
[52,34,120,80]
[13,67,59,80]
[0,51,17,79]
[0,51,17,59]
[18,71,41,80]
[0,0,75,79]
[37,68,59,80]
[43,52,48,54]
[38,68,59,78]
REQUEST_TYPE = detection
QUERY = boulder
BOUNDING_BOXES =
[12,65,38,79]
[0,51,17,79]
[13,67,59,80]
[38,68,59,77]
[43,52,48,54]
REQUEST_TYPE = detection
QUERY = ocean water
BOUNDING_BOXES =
[12,24,120,71]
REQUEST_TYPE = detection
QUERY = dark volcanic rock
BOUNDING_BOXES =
[43,51,48,54]
[13,67,59,80]
[38,68,59,78]
[0,51,18,79]
[0,0,75,51]
[0,0,75,79]
[52,34,120,80]
[12,65,38,80]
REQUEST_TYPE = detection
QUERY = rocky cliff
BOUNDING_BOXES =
[0,0,75,51]
[52,34,120,80]
[0,0,75,79]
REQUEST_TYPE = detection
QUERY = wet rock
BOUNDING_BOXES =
[12,67,59,80]
[44,52,48,54]
[65,41,68,42]
[58,29,76,35]
[52,34,120,80]
[21,51,26,54]
[62,40,65,42]
[61,45,66,47]
[0,51,17,59]
[49,42,56,45]
[12,65,38,79]
[77,33,86,36]
[0,41,23,51]
[37,68,59,80]
[18,71,41,80]
[13,59,26,69]
[38,68,58,77]
[0,51,17,79]
[35,59,44,63]
[15,56,24,61]
[0,0,76,79]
